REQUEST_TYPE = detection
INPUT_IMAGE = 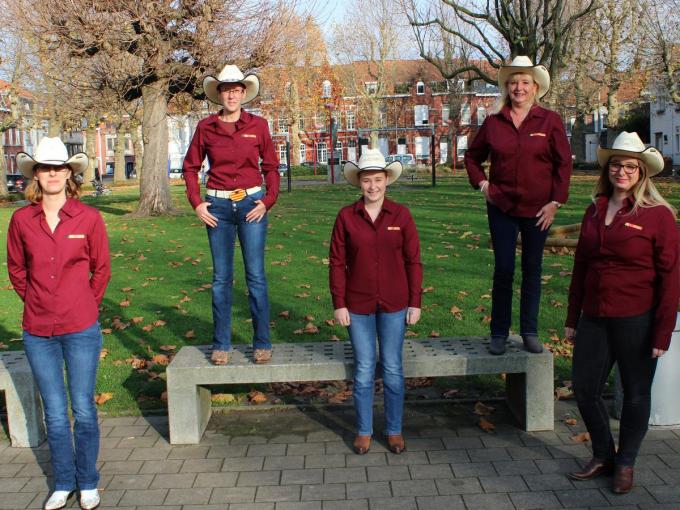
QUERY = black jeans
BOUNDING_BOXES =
[572,311,657,466]
[487,203,549,337]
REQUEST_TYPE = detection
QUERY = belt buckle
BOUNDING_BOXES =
[230,189,246,202]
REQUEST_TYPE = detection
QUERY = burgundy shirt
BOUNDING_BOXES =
[566,195,680,350]
[329,198,423,313]
[182,110,280,210]
[7,199,111,336]
[465,105,573,217]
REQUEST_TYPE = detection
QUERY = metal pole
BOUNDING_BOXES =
[329,117,335,184]
[285,141,291,193]
[431,132,436,187]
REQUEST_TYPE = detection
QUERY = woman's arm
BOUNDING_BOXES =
[565,208,592,334]
[88,212,112,306]
[328,212,348,311]
[6,215,27,301]
[401,208,423,310]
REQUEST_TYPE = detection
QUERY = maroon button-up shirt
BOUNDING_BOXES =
[465,105,573,217]
[329,198,423,314]
[6,198,111,337]
[182,110,280,210]
[566,195,680,350]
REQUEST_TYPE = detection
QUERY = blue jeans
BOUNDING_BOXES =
[23,322,102,491]
[348,308,407,436]
[487,203,549,338]
[206,191,271,351]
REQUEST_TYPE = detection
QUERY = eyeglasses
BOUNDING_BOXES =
[219,88,245,97]
[36,166,69,174]
[609,162,640,174]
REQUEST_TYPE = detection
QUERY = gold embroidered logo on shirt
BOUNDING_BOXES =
[529,132,547,137]
[387,226,401,231]
[241,134,257,138]
[624,222,643,231]
[67,234,86,239]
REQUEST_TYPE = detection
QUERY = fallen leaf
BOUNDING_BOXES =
[555,386,574,400]
[119,299,131,307]
[130,357,147,369]
[248,391,268,405]
[564,418,578,426]
[473,305,486,313]
[160,392,168,402]
[185,330,195,339]
[330,335,340,341]
[428,331,441,338]
[295,292,310,298]
[303,322,319,334]
[159,345,176,351]
[212,393,236,404]
[101,328,113,334]
[474,401,495,416]
[450,305,462,315]
[121,287,134,292]
[303,314,315,321]
[405,330,418,337]
[422,286,435,293]
[94,393,113,405]
[151,354,170,366]
[153,320,166,327]
[328,390,352,404]
[478,417,495,433]
[570,432,591,443]
[325,319,335,326]
[481,315,492,324]
[298,283,312,289]
[99,348,109,360]
[142,324,154,332]
[131,317,145,324]
[278,310,290,319]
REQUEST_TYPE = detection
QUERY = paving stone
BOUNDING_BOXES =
[98,448,132,462]
[210,486,257,504]
[480,434,526,448]
[127,448,170,461]
[108,425,149,437]
[167,446,209,459]
[301,483,346,501]
[222,457,264,471]
[18,476,49,493]
[0,463,22,477]
[367,496,417,510]
[287,443,326,456]
[180,458,224,473]
[207,445,249,458]
[522,473,575,491]
[601,486,658,506]
[402,438,444,451]
[546,444,592,459]
[646,484,680,503]
[306,454,346,469]
[467,447,512,462]
[441,436,484,449]
[509,490,563,509]
[116,436,158,449]
[391,478,437,497]
[555,488,610,507]
[324,467,366,484]
[425,449,469,464]
[367,465,410,482]
[0,492,35,509]
[104,416,139,426]
[415,495,466,510]
[386,451,429,465]
[237,470,281,486]
[534,457,581,474]
[281,468,324,485]
[324,442,354,455]
[16,463,51,477]
[139,459,184,474]
[247,443,287,457]
[192,471,238,488]
[269,434,306,444]
[117,489,168,507]
[99,437,122,449]
[637,454,674,470]
[230,436,269,445]
[263,455,304,470]
[408,463,453,479]
[493,459,541,475]
[255,485,301,502]
[150,473,196,489]
[450,461,497,478]
[345,453,386,467]
[0,476,29,491]
[107,473,155,490]
[307,430,345,442]
[228,504,274,510]
[346,481,391,499]
[479,475,529,493]
[519,431,564,446]
[435,477,484,495]
[276,502,321,510]
[462,492,515,510]
[651,467,680,484]
[322,501,368,510]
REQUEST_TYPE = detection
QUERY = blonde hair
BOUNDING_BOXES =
[493,72,541,114]
[24,164,82,204]
[593,157,677,217]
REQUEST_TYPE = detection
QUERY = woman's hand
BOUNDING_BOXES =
[245,200,267,223]
[652,348,666,358]
[195,202,218,228]
[406,307,421,325]
[536,202,558,231]
[334,307,351,326]
[479,180,493,204]
[564,327,576,344]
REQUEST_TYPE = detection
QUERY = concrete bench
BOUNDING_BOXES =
[167,336,554,444]
[0,352,46,447]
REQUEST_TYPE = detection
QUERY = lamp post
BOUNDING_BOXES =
[325,103,335,184]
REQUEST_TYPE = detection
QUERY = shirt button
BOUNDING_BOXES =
[50,275,55,279]
[50,257,55,261]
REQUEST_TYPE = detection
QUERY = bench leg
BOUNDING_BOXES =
[5,372,46,448]
[167,380,212,445]
[506,358,554,432]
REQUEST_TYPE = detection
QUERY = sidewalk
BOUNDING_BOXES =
[1,399,679,509]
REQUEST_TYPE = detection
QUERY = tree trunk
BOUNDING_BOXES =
[113,121,128,183]
[571,115,587,163]
[0,142,10,197]
[370,100,380,147]
[84,119,97,183]
[130,121,143,179]
[133,82,173,216]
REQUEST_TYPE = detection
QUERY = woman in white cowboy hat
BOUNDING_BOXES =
[6,137,111,510]
[465,55,572,355]
[565,132,679,494]
[183,64,280,365]
[329,149,423,455]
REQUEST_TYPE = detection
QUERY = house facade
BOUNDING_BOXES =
[650,92,680,166]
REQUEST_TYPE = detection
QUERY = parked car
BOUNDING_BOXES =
[168,168,183,179]
[6,174,26,193]
[385,154,416,166]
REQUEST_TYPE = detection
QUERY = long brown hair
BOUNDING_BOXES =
[593,157,677,217]
[24,164,82,203]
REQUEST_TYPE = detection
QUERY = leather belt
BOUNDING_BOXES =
[206,186,261,201]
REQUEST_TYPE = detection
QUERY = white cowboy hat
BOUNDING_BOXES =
[597,131,665,176]
[498,55,551,99]
[203,64,259,106]
[16,137,88,178]
[342,148,402,187]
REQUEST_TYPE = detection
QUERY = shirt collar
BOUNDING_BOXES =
[29,197,82,218]
[595,193,635,214]
[353,196,395,216]
[205,109,252,129]
[499,104,545,123]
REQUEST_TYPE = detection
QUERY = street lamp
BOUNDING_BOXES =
[325,103,335,184]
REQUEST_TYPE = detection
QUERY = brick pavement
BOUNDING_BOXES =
[1,400,679,509]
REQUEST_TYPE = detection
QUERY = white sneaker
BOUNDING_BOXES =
[44,491,71,510]
[79,489,100,510]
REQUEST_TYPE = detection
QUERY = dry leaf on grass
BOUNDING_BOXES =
[142,325,154,332]
[99,348,109,360]
[555,386,574,400]
[94,393,113,405]
[212,393,236,404]
[422,286,435,293]
[119,299,131,307]
[131,317,144,324]
[325,319,335,326]
[151,354,170,366]
[159,345,176,351]
[303,322,319,334]
[160,392,168,403]
[101,328,113,334]
[185,330,195,339]
[330,335,341,341]
[153,320,166,327]
[278,310,290,319]
[428,331,441,338]
[121,287,134,292]
[303,314,315,321]
[570,432,591,443]
[248,391,268,405]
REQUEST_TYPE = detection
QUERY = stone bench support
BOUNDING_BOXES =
[167,336,554,444]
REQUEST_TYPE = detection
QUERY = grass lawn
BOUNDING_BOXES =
[0,175,677,413]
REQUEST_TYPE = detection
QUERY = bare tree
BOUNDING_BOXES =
[641,0,680,104]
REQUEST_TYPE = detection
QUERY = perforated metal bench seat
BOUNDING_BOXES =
[167,337,554,444]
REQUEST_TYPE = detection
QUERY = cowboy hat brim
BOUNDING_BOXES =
[17,152,89,178]
[597,146,665,177]
[342,161,403,187]
[498,64,551,99]
[203,74,259,106]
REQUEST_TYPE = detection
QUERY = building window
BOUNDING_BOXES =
[457,79,465,91]
[322,80,332,98]
[414,136,430,157]
[332,112,341,130]
[442,105,450,122]
[300,143,306,162]
[416,81,425,95]
[414,105,429,126]
[267,118,274,133]
[456,135,468,159]
[278,144,287,164]
[460,104,471,125]
[317,142,328,163]
[298,117,305,131]
[346,110,355,130]
[277,117,288,133]
[365,81,377,94]
[106,135,116,154]
[477,105,486,125]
